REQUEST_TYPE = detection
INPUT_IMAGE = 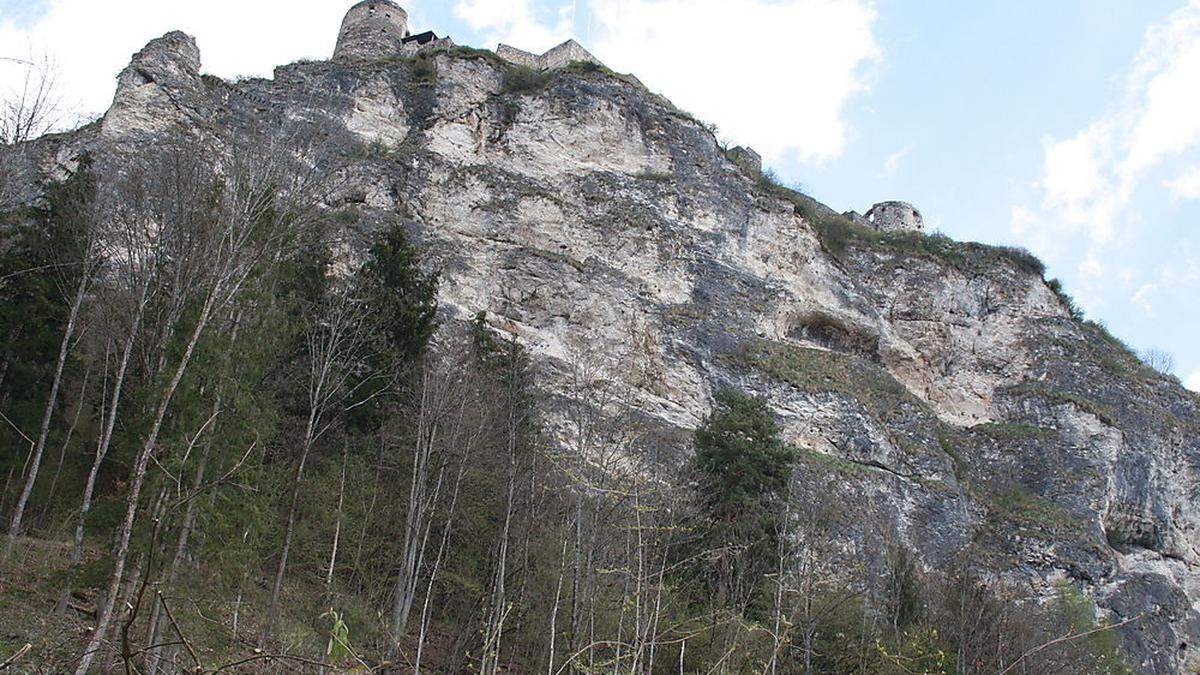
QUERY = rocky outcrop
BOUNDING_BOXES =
[7,33,1200,673]
[102,31,206,140]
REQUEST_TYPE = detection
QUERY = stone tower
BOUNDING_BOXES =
[865,201,924,233]
[333,0,409,62]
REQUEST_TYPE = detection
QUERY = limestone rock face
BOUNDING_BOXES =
[103,31,204,139]
[9,34,1200,673]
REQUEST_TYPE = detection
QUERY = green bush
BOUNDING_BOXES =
[1047,278,1084,320]
[634,169,674,182]
[501,65,553,95]
[565,60,605,75]
[411,52,437,84]
[690,387,797,613]
[996,245,1046,276]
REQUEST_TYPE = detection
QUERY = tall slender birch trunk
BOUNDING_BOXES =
[5,270,89,556]
[75,287,220,675]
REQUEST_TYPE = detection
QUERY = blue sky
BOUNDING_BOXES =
[2,0,1199,387]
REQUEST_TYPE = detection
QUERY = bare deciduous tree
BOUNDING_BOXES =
[1140,348,1176,377]
[261,287,371,647]
[76,133,324,674]
[5,163,101,557]
[0,54,60,211]
[0,54,60,144]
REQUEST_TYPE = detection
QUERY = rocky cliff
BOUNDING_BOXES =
[8,31,1200,673]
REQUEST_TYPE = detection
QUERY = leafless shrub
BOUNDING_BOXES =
[0,53,61,144]
[1139,348,1176,377]
[0,54,61,212]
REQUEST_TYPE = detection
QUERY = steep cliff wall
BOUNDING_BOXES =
[7,33,1200,673]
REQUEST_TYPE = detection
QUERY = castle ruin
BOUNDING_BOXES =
[496,40,603,71]
[844,201,925,233]
[866,201,924,232]
[333,0,454,62]
[333,0,602,71]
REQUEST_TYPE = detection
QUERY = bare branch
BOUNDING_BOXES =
[0,644,32,671]
[997,614,1143,675]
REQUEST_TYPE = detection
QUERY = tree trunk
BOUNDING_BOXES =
[325,443,348,592]
[390,374,441,643]
[146,403,215,674]
[59,283,146,613]
[75,288,218,675]
[259,408,317,648]
[415,413,478,672]
[41,365,90,527]
[5,273,87,556]
[481,409,518,675]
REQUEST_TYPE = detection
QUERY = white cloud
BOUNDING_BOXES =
[1024,0,1200,250]
[1009,204,1065,262]
[884,143,914,175]
[1187,368,1200,392]
[1166,166,1200,200]
[0,0,379,123]
[3,0,879,165]
[1039,122,1118,242]
[1079,253,1104,278]
[458,0,880,162]
[586,0,879,162]
[1119,2,1200,185]
[1132,283,1158,316]
[454,0,575,54]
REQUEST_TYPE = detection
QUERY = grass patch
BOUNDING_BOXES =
[731,339,920,422]
[1048,278,1084,320]
[664,304,705,323]
[988,486,1079,533]
[635,169,674,182]
[333,206,362,225]
[411,52,437,84]
[352,137,419,163]
[753,172,1050,277]
[446,45,510,68]
[1002,383,1118,426]
[525,246,586,273]
[937,433,967,478]
[796,447,868,476]
[501,65,554,95]
[972,422,1055,439]
[564,60,606,75]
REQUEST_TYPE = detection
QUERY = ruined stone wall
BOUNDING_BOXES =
[727,146,762,175]
[866,201,924,232]
[497,40,602,70]
[400,37,456,58]
[540,40,601,69]
[496,44,540,68]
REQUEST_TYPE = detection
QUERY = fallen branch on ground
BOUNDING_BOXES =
[0,644,33,671]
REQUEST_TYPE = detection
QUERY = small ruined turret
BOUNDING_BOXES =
[865,201,924,233]
[334,0,409,62]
